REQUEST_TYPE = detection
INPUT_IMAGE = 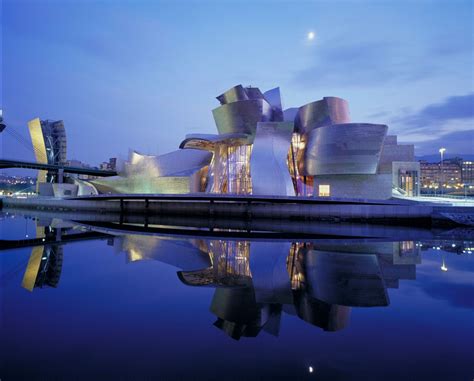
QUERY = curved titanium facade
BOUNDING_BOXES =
[250,122,295,196]
[263,87,284,122]
[295,97,350,134]
[91,149,212,194]
[302,123,388,176]
[179,133,250,151]
[216,85,250,104]
[125,149,212,177]
[212,99,272,138]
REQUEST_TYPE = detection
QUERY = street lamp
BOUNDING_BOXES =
[441,254,448,272]
[439,148,446,196]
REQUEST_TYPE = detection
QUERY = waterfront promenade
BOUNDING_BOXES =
[2,193,473,227]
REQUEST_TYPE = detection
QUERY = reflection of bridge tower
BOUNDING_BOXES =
[28,118,67,185]
[21,226,64,291]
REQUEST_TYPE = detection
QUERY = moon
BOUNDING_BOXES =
[307,31,315,41]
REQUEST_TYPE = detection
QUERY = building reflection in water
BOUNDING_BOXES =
[22,226,64,291]
[176,239,421,339]
[11,219,471,341]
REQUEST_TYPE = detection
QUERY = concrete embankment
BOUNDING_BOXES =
[2,194,473,226]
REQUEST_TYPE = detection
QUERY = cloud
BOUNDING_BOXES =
[388,93,474,154]
[293,39,441,88]
[410,129,474,156]
[394,93,474,128]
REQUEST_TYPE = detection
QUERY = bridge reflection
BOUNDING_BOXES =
[1,213,472,340]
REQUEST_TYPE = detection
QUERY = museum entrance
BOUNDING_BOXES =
[399,170,419,197]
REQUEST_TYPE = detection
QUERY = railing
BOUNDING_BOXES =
[419,193,473,200]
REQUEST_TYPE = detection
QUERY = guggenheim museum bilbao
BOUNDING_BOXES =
[29,84,420,200]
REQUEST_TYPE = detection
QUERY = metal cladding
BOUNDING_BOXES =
[125,149,212,177]
[212,98,273,137]
[216,85,250,105]
[91,149,212,194]
[179,133,250,151]
[263,87,284,122]
[212,84,285,138]
[250,121,295,196]
[37,83,399,199]
[302,123,388,176]
[294,97,350,134]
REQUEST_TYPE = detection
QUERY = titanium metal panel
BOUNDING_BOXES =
[295,97,350,134]
[245,87,265,100]
[263,87,283,111]
[92,149,211,194]
[216,85,249,105]
[302,123,388,175]
[283,107,298,122]
[91,175,193,194]
[212,99,272,138]
[263,87,284,122]
[126,149,212,177]
[250,121,295,196]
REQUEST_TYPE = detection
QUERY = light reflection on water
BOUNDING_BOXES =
[0,211,473,381]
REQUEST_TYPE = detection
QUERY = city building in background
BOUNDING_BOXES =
[461,160,474,188]
[419,157,473,195]
[27,85,421,200]
[0,174,36,195]
[99,158,117,171]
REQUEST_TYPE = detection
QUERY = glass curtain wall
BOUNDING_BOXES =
[207,144,252,194]
[287,134,314,196]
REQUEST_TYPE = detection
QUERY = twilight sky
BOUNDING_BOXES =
[1,0,473,167]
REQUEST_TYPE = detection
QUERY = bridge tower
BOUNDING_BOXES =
[28,118,67,187]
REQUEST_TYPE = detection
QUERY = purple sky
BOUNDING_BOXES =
[1,0,473,168]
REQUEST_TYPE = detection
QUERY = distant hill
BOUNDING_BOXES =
[416,154,474,162]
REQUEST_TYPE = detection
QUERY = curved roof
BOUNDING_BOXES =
[126,149,212,177]
[302,123,388,176]
[295,97,350,134]
[212,98,272,137]
[179,133,251,151]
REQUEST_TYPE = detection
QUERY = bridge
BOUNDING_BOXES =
[0,159,117,177]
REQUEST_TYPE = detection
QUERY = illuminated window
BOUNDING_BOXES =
[318,184,330,197]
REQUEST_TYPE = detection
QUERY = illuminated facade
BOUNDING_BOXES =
[28,118,67,186]
[30,85,419,199]
[420,158,466,194]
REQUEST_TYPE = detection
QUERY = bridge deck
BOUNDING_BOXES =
[0,159,117,177]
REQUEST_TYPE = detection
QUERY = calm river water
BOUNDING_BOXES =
[0,211,473,380]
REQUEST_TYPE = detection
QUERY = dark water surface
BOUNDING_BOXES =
[0,212,473,381]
